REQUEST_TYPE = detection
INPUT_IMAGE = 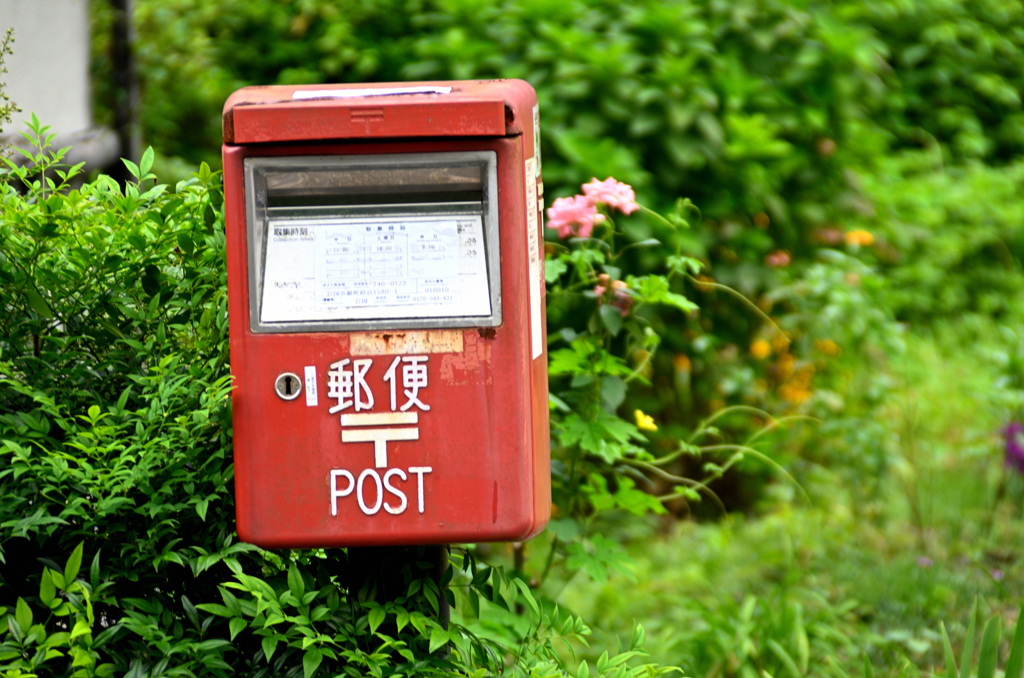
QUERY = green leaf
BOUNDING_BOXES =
[600,376,626,410]
[8,616,23,643]
[182,595,199,628]
[25,286,52,317]
[15,597,32,631]
[628,238,661,249]
[302,647,323,678]
[511,578,540,617]
[262,636,279,662]
[960,600,978,678]
[194,603,232,618]
[794,603,810,674]
[64,542,84,585]
[862,654,875,678]
[70,618,91,640]
[630,623,646,652]
[368,605,385,633]
[941,622,959,678]
[122,158,140,179]
[195,497,210,521]
[547,517,582,541]
[141,265,161,297]
[396,607,410,633]
[565,534,635,584]
[1005,599,1024,678]
[766,640,801,678]
[545,257,568,283]
[139,146,154,177]
[176,232,195,256]
[667,255,702,276]
[548,347,589,377]
[976,616,1000,678]
[549,392,571,412]
[599,304,624,336]
[228,617,247,641]
[632,274,697,312]
[39,570,56,607]
[287,564,306,600]
[429,626,450,654]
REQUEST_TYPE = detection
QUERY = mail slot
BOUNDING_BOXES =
[222,80,550,548]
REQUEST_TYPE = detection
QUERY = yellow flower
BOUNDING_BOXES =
[634,409,658,432]
[844,229,875,247]
[750,339,772,360]
[772,331,792,353]
[673,354,692,372]
[815,338,841,357]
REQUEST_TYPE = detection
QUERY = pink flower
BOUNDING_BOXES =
[765,250,791,268]
[594,274,633,316]
[547,195,605,239]
[582,177,639,215]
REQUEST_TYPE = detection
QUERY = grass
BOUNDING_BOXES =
[532,326,1024,677]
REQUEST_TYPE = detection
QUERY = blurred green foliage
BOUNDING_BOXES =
[87,0,1024,520]
[855,152,1024,321]
[0,28,15,136]
[852,0,1024,162]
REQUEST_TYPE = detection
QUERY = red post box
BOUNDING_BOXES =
[221,80,549,548]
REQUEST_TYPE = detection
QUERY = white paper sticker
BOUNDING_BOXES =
[260,215,491,324]
[304,365,318,407]
[525,158,542,360]
[533,105,542,177]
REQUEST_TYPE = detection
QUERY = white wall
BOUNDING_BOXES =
[2,0,93,134]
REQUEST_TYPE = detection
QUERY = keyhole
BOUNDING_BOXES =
[274,372,302,401]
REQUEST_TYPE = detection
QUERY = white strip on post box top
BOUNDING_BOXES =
[292,86,453,100]
[260,215,491,324]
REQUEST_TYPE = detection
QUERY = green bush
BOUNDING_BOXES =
[846,0,1024,163]
[87,1,1024,448]
[108,0,880,234]
[853,150,1024,323]
[0,124,690,675]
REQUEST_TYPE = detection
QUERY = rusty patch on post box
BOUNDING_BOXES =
[350,330,464,356]
[439,331,491,385]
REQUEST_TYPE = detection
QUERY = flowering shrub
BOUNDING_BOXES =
[541,177,792,534]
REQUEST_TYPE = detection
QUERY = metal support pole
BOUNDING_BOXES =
[111,0,140,175]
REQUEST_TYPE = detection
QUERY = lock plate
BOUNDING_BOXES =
[274,372,302,400]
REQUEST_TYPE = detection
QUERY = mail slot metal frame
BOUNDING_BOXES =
[244,151,502,334]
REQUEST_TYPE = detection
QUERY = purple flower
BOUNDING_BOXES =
[1003,422,1024,474]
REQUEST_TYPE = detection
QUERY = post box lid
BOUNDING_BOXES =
[223,79,536,145]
